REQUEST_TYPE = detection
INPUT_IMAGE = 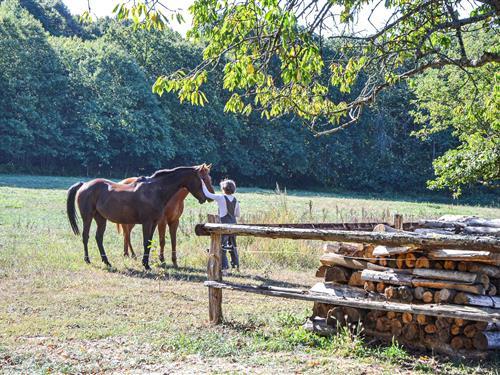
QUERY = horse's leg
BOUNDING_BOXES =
[123,224,136,258]
[169,219,180,268]
[142,222,156,270]
[94,213,112,267]
[128,228,137,260]
[122,225,129,257]
[82,216,92,264]
[158,220,167,263]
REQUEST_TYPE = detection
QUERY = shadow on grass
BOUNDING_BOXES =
[110,263,310,289]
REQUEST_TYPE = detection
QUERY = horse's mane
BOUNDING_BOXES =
[150,166,199,179]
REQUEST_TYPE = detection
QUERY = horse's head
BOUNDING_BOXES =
[197,163,215,200]
[184,163,213,204]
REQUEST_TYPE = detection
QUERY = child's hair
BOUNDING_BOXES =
[220,179,236,194]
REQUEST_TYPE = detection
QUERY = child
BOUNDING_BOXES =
[201,178,240,274]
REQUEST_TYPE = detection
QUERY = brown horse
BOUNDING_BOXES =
[116,164,214,267]
[66,165,210,270]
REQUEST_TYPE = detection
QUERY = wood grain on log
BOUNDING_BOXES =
[443,260,456,270]
[463,324,477,338]
[424,324,437,334]
[473,331,500,350]
[361,270,413,286]
[487,283,497,296]
[384,286,396,300]
[414,286,425,300]
[411,268,479,283]
[376,282,386,293]
[422,291,434,303]
[467,263,500,278]
[315,265,327,278]
[320,253,387,270]
[325,266,351,283]
[387,311,397,320]
[451,336,464,350]
[323,242,365,256]
[427,249,500,265]
[417,314,428,325]
[450,325,462,336]
[396,254,406,269]
[397,286,414,302]
[457,262,468,272]
[405,253,417,268]
[373,224,398,233]
[373,245,413,256]
[402,322,419,341]
[411,279,485,295]
[415,256,430,269]
[362,270,485,294]
[453,292,500,308]
[402,312,413,324]
[391,319,403,336]
[348,271,364,287]
[463,226,500,237]
[364,281,376,292]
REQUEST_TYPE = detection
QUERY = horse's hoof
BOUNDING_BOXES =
[131,254,137,260]
[124,253,129,258]
[84,257,91,264]
[102,258,112,267]
[159,257,165,263]
[172,263,179,269]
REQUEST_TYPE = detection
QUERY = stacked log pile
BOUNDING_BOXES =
[312,216,500,357]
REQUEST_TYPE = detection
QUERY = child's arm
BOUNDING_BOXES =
[201,180,225,205]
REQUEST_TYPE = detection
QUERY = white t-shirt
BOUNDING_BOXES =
[202,181,240,218]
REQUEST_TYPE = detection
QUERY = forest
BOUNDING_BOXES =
[0,0,494,197]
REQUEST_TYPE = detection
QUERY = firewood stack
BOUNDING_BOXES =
[312,215,500,357]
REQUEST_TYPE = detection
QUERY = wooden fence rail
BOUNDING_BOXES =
[196,223,500,251]
[198,216,500,325]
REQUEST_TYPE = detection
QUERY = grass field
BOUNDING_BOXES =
[0,174,499,374]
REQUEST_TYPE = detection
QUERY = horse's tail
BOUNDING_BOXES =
[116,223,122,234]
[67,181,84,236]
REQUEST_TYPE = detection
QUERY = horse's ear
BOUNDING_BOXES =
[206,163,212,170]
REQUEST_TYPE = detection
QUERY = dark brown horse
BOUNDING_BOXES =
[66,165,210,270]
[116,164,214,267]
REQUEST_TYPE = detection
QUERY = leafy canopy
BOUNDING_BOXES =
[410,31,499,197]
[111,0,499,136]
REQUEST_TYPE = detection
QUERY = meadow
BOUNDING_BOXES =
[1,174,499,374]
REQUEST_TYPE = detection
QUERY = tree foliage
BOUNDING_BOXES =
[410,31,500,196]
[112,0,499,192]
[0,0,496,199]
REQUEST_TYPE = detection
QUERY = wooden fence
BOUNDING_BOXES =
[196,215,500,325]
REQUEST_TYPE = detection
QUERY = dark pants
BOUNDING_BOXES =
[221,215,239,270]
[222,235,239,269]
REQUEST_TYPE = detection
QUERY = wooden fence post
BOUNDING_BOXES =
[207,214,222,324]
[394,214,404,230]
